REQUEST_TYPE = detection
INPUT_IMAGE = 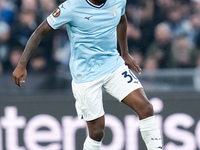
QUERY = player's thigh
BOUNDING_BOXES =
[122,88,153,119]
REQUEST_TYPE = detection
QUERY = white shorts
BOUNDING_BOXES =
[71,64,143,121]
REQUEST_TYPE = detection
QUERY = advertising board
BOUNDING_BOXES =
[0,91,200,150]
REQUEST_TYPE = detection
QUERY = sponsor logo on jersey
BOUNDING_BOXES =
[84,15,93,20]
[109,7,117,17]
[61,4,66,9]
[52,8,61,17]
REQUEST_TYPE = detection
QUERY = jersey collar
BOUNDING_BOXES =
[86,0,106,8]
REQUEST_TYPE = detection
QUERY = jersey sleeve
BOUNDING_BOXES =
[47,1,71,29]
[121,0,127,16]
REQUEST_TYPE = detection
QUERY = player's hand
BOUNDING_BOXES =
[13,63,27,87]
[122,53,142,75]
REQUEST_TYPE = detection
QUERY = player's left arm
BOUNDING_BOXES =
[117,14,141,74]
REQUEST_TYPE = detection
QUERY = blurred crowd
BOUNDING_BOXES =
[1,0,200,75]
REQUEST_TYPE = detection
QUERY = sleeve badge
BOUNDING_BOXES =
[52,8,61,17]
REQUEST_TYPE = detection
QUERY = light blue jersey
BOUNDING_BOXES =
[47,0,126,83]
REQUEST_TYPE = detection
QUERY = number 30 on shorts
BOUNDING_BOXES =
[122,70,138,83]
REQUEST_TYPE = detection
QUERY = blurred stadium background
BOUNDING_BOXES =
[1,0,200,150]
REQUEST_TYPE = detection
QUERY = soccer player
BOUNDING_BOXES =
[13,0,163,149]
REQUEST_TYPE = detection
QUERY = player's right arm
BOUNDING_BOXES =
[13,20,53,87]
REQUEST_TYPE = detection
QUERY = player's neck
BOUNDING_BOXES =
[89,0,106,6]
